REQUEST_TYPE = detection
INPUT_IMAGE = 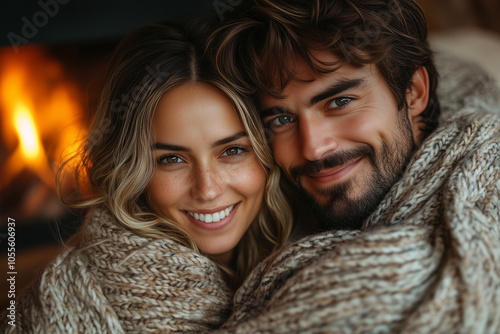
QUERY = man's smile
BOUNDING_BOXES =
[305,158,363,185]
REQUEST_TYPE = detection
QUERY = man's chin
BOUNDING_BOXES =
[301,183,362,230]
[315,199,369,230]
[303,184,388,231]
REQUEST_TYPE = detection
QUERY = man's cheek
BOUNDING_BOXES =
[272,139,294,169]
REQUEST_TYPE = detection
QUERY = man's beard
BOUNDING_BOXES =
[289,112,417,230]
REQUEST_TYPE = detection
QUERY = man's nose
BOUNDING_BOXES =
[299,115,338,161]
[190,164,225,202]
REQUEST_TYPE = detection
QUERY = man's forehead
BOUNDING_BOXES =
[288,50,343,81]
[266,48,370,88]
[260,50,337,91]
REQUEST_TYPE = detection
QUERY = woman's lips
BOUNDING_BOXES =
[307,158,363,184]
[186,204,235,223]
[183,203,240,230]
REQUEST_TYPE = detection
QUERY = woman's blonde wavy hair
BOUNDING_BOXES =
[57,21,292,288]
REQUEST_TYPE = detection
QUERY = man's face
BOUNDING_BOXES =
[259,51,422,229]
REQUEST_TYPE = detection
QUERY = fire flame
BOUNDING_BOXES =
[0,45,84,190]
[14,105,43,161]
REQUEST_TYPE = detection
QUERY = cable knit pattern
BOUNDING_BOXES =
[213,59,500,332]
[3,208,232,333]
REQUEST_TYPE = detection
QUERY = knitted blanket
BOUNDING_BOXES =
[4,208,232,333]
[214,95,500,330]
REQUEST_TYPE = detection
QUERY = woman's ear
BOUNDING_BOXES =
[407,66,430,145]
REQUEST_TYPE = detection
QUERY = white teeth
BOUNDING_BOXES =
[187,205,234,223]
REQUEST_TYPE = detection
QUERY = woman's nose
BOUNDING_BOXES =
[190,165,225,202]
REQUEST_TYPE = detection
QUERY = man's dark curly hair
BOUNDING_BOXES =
[211,0,440,139]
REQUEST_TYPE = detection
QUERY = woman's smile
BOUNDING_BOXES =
[147,82,266,264]
[184,203,237,223]
[183,203,240,231]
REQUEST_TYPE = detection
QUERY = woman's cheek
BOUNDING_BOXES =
[147,171,186,213]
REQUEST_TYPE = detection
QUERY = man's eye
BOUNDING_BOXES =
[268,115,295,128]
[329,97,351,108]
[221,147,247,157]
[158,155,183,165]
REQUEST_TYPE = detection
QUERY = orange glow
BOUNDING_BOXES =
[14,104,43,162]
[0,45,84,189]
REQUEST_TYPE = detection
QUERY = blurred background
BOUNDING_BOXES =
[1,0,499,310]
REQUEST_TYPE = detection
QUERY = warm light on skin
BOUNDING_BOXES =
[147,82,266,265]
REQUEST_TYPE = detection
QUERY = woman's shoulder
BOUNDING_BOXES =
[6,242,123,333]
[9,206,233,332]
[78,206,234,332]
[79,206,222,271]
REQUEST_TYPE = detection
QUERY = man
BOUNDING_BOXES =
[211,0,500,332]
[213,0,442,233]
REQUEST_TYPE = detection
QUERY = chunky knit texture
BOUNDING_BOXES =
[3,208,232,333]
[213,58,500,333]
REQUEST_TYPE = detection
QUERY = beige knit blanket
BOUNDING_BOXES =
[4,208,232,333]
[214,99,500,331]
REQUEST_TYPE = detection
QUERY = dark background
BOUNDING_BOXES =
[0,0,217,48]
[2,0,500,49]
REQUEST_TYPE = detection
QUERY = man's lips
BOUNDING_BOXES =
[306,158,363,183]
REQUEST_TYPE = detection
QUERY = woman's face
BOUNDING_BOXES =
[147,82,266,264]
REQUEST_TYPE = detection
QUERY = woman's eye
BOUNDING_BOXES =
[329,97,351,108]
[268,115,296,128]
[222,147,247,157]
[158,155,183,164]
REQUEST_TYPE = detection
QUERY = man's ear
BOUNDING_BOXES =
[407,66,429,144]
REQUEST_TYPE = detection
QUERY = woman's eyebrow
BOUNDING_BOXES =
[151,131,248,151]
[212,131,247,148]
[152,143,190,151]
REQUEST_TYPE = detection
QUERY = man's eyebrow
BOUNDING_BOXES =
[260,106,290,119]
[307,79,366,107]
[152,131,248,151]
[259,79,366,118]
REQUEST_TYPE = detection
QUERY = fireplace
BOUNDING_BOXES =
[0,40,116,229]
[0,40,116,310]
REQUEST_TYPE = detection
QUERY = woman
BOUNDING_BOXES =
[6,21,292,333]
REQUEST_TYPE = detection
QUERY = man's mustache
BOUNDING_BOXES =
[289,146,374,183]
